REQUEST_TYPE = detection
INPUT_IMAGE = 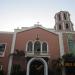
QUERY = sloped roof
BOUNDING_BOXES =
[15,24,58,35]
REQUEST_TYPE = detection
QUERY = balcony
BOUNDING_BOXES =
[26,40,50,57]
[25,50,49,58]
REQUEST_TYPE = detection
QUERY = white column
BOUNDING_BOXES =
[55,15,58,30]
[63,22,65,30]
[33,42,34,54]
[7,30,17,75]
[55,24,58,30]
[58,32,66,75]
[61,12,63,21]
[58,32,64,57]
[61,12,65,30]
[41,42,42,55]
[67,13,70,21]
[55,15,58,23]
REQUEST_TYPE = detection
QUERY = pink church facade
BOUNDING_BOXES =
[0,11,75,75]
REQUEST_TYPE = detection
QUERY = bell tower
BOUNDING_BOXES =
[54,11,74,31]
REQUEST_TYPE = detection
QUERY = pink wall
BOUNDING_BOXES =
[0,33,13,75]
[15,28,60,59]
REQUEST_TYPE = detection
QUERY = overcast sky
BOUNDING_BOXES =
[0,0,75,31]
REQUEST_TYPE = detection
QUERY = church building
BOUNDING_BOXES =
[0,11,75,75]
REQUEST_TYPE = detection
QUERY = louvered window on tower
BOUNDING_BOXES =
[66,24,69,29]
[59,24,62,30]
[64,13,67,20]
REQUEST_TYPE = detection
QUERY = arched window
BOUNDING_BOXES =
[64,13,66,20]
[59,24,62,30]
[34,41,41,53]
[66,23,69,29]
[42,42,47,53]
[27,41,33,52]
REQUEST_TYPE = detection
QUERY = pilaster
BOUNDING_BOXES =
[7,30,17,75]
[58,32,64,57]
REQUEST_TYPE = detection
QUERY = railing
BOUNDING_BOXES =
[34,51,41,55]
[25,51,49,57]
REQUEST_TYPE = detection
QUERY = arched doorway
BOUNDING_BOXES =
[26,58,48,75]
[30,60,44,75]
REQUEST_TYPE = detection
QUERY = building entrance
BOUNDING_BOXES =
[26,58,48,75]
[30,60,44,75]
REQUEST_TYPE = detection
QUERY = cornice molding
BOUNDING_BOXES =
[14,25,58,35]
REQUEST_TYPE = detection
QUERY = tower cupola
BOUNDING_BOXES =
[54,11,73,31]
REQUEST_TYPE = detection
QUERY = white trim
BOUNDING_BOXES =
[47,42,49,54]
[32,41,34,54]
[26,58,48,75]
[61,11,64,21]
[7,30,17,75]
[25,40,49,57]
[41,41,42,54]
[26,40,33,54]
[56,30,75,34]
[67,12,70,21]
[41,41,48,55]
[55,24,58,30]
[15,25,58,35]
[58,32,64,57]
[63,22,65,30]
[0,31,13,34]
